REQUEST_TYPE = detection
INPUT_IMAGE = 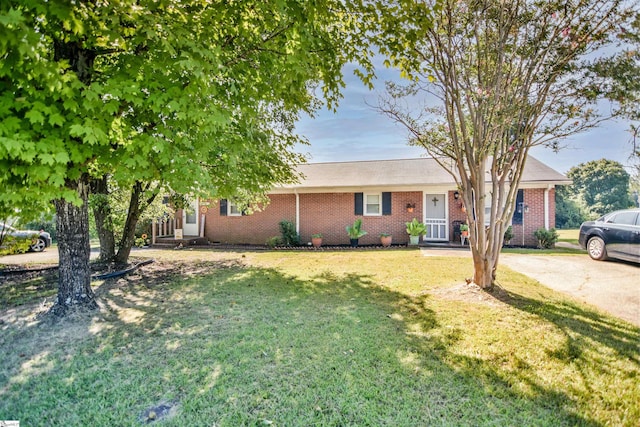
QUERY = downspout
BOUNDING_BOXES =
[295,190,300,235]
[544,185,551,230]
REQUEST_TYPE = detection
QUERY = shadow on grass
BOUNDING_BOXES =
[490,286,640,366]
[1,259,633,425]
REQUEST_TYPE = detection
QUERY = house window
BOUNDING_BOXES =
[220,199,243,216]
[228,201,242,216]
[364,193,381,216]
[354,192,391,216]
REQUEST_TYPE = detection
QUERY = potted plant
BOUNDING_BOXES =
[459,223,469,244]
[346,219,367,247]
[380,232,392,247]
[311,233,323,248]
[405,218,426,245]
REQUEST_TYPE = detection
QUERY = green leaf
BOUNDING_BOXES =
[25,109,45,126]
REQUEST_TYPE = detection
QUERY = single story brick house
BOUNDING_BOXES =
[175,157,570,247]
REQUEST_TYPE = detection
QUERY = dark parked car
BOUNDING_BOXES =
[578,208,640,263]
[0,222,52,252]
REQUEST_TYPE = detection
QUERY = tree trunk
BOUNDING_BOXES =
[51,176,97,316]
[90,175,116,261]
[471,250,498,290]
[114,181,147,264]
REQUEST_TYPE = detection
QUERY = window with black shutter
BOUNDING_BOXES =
[354,193,363,215]
[382,192,392,215]
[512,190,524,224]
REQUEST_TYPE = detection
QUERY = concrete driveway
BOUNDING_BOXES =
[0,247,100,265]
[422,247,639,327]
[500,253,639,327]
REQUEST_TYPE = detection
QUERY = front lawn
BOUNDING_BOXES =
[1,250,638,426]
[557,228,580,245]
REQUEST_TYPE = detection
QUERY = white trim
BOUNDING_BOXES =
[227,201,242,216]
[423,192,449,241]
[363,192,382,216]
[183,199,199,236]
[544,185,552,230]
[295,190,300,234]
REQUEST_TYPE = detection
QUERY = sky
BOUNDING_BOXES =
[294,63,635,176]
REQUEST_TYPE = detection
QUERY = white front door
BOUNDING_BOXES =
[424,193,448,241]
[183,199,199,236]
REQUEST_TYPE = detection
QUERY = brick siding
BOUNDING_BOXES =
[198,188,553,247]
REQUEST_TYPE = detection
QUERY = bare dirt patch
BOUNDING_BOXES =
[428,282,514,307]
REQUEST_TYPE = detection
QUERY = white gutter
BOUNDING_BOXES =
[544,185,552,230]
[295,189,300,235]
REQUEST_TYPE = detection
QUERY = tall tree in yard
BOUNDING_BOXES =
[0,1,373,315]
[374,0,634,288]
[567,159,631,217]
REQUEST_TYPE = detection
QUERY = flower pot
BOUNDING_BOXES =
[312,237,323,248]
[380,235,392,247]
[409,235,420,245]
[350,238,359,247]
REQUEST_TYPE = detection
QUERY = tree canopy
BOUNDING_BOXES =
[567,159,632,217]
[372,0,634,288]
[0,1,375,314]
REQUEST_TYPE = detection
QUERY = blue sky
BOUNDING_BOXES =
[295,64,634,175]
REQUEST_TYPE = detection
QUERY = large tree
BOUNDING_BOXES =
[373,0,634,288]
[0,1,373,315]
[567,159,632,217]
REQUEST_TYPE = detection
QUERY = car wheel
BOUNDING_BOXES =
[30,237,46,252]
[587,236,608,261]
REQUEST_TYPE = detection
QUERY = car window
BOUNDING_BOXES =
[607,211,638,226]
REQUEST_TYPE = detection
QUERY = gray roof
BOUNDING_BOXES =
[275,156,570,193]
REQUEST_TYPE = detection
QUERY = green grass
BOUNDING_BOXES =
[1,249,638,426]
[556,228,580,245]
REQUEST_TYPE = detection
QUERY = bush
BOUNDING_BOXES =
[503,225,514,244]
[534,228,559,249]
[266,236,283,248]
[279,220,300,246]
[0,235,33,256]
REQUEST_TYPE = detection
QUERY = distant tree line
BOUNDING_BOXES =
[556,159,636,228]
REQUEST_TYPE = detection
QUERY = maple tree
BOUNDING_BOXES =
[374,0,634,288]
[0,1,374,315]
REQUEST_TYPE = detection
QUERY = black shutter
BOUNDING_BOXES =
[382,192,392,215]
[354,193,363,215]
[512,190,523,224]
[220,199,227,216]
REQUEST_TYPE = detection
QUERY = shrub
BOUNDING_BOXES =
[503,225,514,244]
[534,228,559,249]
[0,235,33,256]
[266,236,283,248]
[134,234,150,248]
[279,220,300,246]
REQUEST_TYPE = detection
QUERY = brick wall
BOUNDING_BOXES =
[511,188,553,247]
[298,192,424,246]
[448,191,467,238]
[200,187,555,247]
[203,194,296,245]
